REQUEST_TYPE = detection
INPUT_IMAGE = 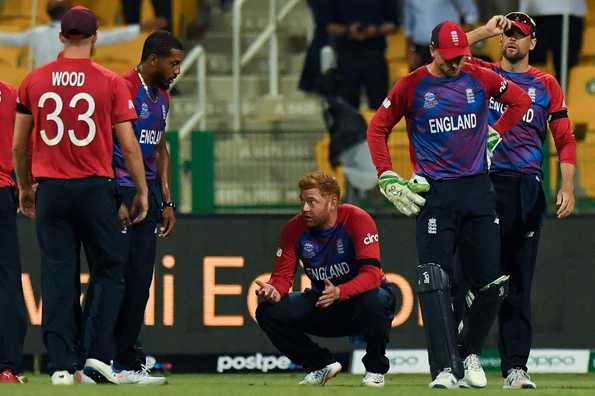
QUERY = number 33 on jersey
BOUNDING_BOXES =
[17,57,138,180]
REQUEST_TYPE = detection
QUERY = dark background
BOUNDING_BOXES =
[17,214,595,355]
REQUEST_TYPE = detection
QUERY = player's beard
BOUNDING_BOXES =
[155,74,171,90]
[503,46,527,63]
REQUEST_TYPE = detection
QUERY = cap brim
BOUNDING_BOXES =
[506,21,531,37]
[438,46,471,60]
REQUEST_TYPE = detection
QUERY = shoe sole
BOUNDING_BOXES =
[362,382,384,388]
[84,359,119,385]
[323,365,342,385]
[503,384,537,389]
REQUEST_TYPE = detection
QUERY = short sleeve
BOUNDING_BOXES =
[347,208,381,261]
[476,66,509,99]
[111,75,138,124]
[544,75,567,114]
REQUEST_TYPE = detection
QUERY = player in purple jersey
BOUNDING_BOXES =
[107,31,184,385]
[368,21,532,388]
[463,14,577,389]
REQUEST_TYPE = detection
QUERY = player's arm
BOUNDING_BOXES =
[546,77,577,218]
[0,30,32,47]
[156,135,176,237]
[466,15,512,46]
[114,121,148,223]
[12,111,35,218]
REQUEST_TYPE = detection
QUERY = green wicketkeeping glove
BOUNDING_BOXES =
[487,126,502,169]
[378,171,427,216]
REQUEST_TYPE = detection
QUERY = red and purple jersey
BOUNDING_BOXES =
[113,70,170,186]
[471,58,576,176]
[17,57,137,180]
[0,81,17,188]
[367,63,532,180]
[268,204,384,301]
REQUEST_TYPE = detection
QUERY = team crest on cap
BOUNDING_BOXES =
[423,92,438,109]
[450,30,460,46]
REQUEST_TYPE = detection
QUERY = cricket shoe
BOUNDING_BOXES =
[75,370,96,384]
[503,368,536,389]
[429,369,459,389]
[460,354,487,388]
[51,370,75,385]
[299,362,342,385]
[114,364,167,385]
[0,369,21,384]
[83,358,120,384]
[362,372,385,387]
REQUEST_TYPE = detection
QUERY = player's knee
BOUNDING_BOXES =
[416,262,450,293]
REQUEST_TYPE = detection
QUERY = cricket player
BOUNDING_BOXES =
[464,13,577,389]
[0,81,27,385]
[110,30,184,385]
[12,6,148,385]
[255,171,396,388]
[367,20,532,388]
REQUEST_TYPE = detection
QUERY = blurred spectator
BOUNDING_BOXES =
[298,0,329,94]
[323,0,398,110]
[404,0,478,70]
[477,0,519,21]
[122,0,172,32]
[520,0,586,82]
[0,0,166,67]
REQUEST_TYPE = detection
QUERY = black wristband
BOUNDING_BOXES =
[161,201,176,212]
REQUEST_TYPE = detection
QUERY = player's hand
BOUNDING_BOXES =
[18,187,36,218]
[118,203,130,225]
[130,191,149,224]
[255,280,281,303]
[556,186,575,218]
[484,15,512,36]
[487,126,502,169]
[378,170,427,216]
[140,17,168,31]
[316,279,341,308]
[159,207,176,238]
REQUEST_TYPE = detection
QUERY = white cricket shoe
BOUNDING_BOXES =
[461,354,487,388]
[503,368,536,389]
[83,358,120,384]
[51,370,74,385]
[429,369,459,389]
[362,372,385,387]
[115,365,167,385]
[299,362,342,385]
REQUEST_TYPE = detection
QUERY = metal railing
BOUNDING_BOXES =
[169,45,207,139]
[232,0,300,131]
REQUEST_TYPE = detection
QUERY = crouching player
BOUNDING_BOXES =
[255,171,396,387]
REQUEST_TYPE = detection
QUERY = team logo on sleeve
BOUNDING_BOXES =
[382,98,391,108]
[423,92,438,109]
[498,79,508,95]
[276,248,282,257]
[363,233,379,246]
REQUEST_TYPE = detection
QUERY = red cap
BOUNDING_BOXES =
[61,6,98,39]
[505,12,536,38]
[430,20,471,60]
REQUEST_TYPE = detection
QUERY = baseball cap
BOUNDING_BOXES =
[430,20,471,60]
[61,6,98,39]
[505,12,536,38]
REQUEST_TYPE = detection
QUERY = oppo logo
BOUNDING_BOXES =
[389,356,419,366]
[363,233,379,245]
[529,356,575,367]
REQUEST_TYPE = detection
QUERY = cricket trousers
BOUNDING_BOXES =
[491,173,545,377]
[113,185,162,370]
[36,178,125,374]
[416,173,505,378]
[256,286,395,374]
[0,188,27,373]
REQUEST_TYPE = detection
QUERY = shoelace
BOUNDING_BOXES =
[305,369,325,383]
[465,355,482,371]
[365,373,384,383]
[509,368,530,384]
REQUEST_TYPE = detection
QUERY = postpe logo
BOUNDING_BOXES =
[216,353,293,373]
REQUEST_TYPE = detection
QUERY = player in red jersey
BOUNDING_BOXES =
[462,14,577,389]
[255,171,397,388]
[12,6,148,385]
[0,81,27,385]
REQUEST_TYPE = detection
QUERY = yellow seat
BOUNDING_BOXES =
[576,135,595,196]
[0,65,29,86]
[386,28,406,62]
[0,46,26,68]
[581,25,595,59]
[567,65,595,131]
[314,135,347,193]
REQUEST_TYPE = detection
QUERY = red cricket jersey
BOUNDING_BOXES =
[269,204,384,301]
[0,81,17,188]
[17,57,137,180]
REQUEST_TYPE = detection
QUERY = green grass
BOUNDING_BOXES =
[4,373,595,395]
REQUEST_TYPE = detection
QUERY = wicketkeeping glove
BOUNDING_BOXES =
[378,171,429,216]
[486,126,502,169]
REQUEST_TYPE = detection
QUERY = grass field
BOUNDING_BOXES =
[3,373,595,396]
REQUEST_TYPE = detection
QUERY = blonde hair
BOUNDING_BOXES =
[298,171,341,199]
